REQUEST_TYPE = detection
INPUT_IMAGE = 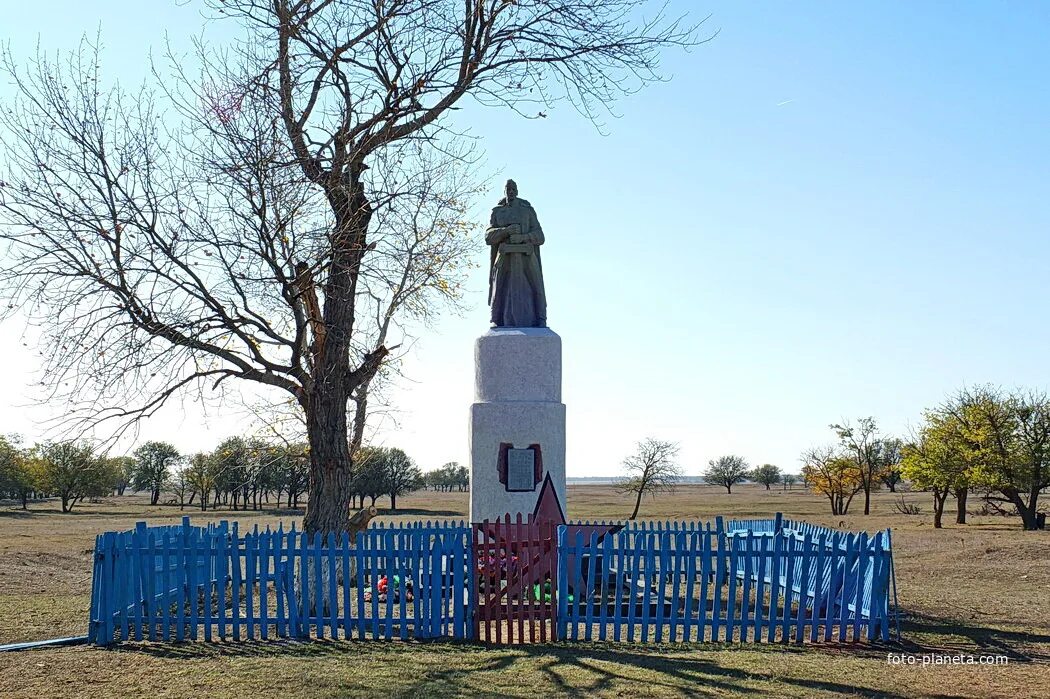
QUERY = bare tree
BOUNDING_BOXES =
[704,455,749,494]
[0,3,706,534]
[830,418,886,515]
[617,438,681,520]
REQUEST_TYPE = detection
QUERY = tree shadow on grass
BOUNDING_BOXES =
[0,508,36,518]
[375,508,465,518]
[896,610,1050,662]
[118,639,908,698]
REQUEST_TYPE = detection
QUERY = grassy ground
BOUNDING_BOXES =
[1,485,1048,698]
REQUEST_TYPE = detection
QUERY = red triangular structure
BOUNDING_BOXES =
[531,472,567,525]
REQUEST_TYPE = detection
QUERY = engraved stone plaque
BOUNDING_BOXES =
[506,448,536,492]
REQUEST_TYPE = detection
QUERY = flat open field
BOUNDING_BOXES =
[1,484,1048,698]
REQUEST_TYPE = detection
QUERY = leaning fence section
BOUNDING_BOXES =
[557,523,894,644]
[88,517,472,645]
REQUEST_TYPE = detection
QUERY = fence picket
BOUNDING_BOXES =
[811,532,826,643]
[781,534,796,643]
[838,533,853,642]
[741,532,754,643]
[356,532,366,641]
[682,531,696,643]
[795,534,811,643]
[767,531,781,642]
[854,532,868,642]
[203,527,214,642]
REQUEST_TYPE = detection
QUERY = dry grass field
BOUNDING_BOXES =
[1,484,1048,698]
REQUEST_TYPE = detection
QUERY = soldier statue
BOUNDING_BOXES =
[485,179,547,327]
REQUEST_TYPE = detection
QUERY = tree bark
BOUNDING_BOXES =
[933,489,948,529]
[1003,487,1038,530]
[955,487,968,524]
[863,485,871,515]
[299,180,375,535]
[302,388,354,534]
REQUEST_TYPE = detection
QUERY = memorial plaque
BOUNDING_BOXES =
[506,448,536,491]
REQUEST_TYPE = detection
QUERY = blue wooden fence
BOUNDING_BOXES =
[88,517,473,644]
[558,517,896,643]
[88,514,896,645]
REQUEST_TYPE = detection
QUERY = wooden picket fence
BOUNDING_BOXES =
[558,518,896,644]
[88,518,472,644]
[473,516,558,644]
[88,514,896,646]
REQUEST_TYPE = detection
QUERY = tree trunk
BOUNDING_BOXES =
[933,490,948,529]
[390,492,397,512]
[863,485,871,515]
[725,484,732,494]
[303,389,353,534]
[298,177,374,535]
[764,483,770,491]
[630,487,644,520]
[1003,488,1038,530]
[151,487,160,506]
[955,487,968,524]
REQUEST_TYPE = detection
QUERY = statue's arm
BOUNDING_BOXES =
[528,208,544,245]
[485,208,510,245]
[485,226,508,245]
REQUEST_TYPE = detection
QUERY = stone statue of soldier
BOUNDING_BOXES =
[486,179,547,327]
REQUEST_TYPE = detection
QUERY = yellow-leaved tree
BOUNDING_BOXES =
[900,410,973,528]
[801,446,863,516]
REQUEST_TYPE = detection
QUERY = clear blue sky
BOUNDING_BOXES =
[2,2,1049,476]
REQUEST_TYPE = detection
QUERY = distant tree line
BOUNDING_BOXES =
[423,462,469,492]
[612,440,812,518]
[1,434,466,514]
[0,436,131,512]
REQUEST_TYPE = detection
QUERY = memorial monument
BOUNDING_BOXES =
[469,180,567,523]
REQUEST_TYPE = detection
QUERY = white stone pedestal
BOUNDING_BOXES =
[469,327,566,523]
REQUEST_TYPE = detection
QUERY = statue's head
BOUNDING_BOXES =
[504,179,518,202]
